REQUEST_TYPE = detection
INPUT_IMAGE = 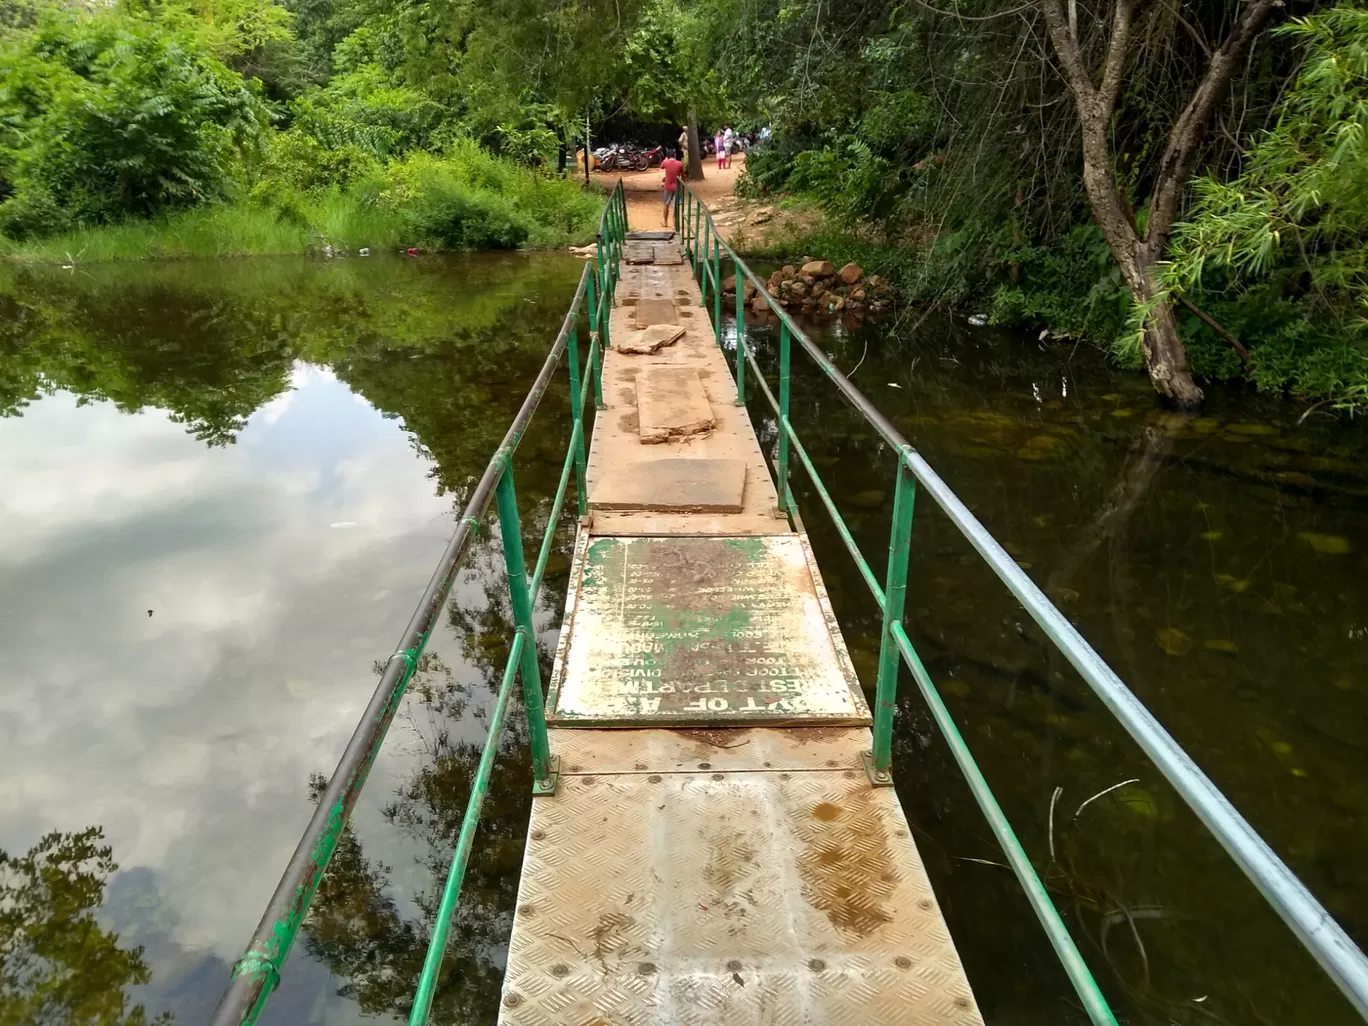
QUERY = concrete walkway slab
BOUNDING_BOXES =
[618,324,685,355]
[548,534,869,726]
[590,457,746,512]
[634,298,678,328]
[637,367,714,443]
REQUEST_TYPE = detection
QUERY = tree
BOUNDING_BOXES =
[0,8,270,236]
[1039,0,1283,407]
[1164,5,1368,406]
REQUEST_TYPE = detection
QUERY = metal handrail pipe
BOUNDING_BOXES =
[210,263,592,1026]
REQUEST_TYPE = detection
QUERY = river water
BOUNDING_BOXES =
[0,254,1363,1025]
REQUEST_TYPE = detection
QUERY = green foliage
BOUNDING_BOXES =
[0,828,168,1025]
[0,9,269,237]
[290,60,450,157]
[1159,5,1368,406]
[990,224,1134,345]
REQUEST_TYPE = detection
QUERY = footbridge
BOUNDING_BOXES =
[211,181,1368,1026]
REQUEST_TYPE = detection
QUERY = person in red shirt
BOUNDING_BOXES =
[660,149,684,227]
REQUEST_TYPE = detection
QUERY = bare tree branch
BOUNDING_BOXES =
[1145,0,1283,257]
[1098,0,1138,110]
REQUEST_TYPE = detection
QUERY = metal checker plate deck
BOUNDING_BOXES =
[547,535,870,726]
[498,728,984,1026]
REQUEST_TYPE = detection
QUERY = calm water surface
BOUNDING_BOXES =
[0,256,1364,1025]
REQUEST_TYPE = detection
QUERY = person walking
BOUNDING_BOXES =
[660,148,684,227]
[722,125,735,169]
[714,128,726,170]
[677,125,690,175]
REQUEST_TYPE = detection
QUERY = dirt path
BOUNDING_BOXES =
[585,154,817,251]
[593,157,748,235]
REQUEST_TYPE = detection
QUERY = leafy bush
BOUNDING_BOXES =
[990,223,1132,344]
[403,185,528,249]
[0,10,268,236]
[255,128,382,192]
[1162,4,1368,407]
[291,62,450,157]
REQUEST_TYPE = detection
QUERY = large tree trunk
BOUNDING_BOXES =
[686,109,705,182]
[1040,0,1281,409]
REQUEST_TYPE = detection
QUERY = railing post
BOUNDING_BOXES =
[865,449,917,786]
[687,191,696,269]
[712,230,722,346]
[701,215,710,296]
[591,334,605,410]
[493,460,559,795]
[566,321,589,517]
[733,255,746,404]
[776,321,792,518]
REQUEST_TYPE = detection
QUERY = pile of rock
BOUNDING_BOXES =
[724,259,894,318]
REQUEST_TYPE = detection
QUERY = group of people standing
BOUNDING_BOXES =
[659,123,749,226]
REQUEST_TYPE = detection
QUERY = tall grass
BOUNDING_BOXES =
[0,141,604,263]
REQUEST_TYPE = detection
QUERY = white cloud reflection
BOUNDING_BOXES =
[0,368,473,998]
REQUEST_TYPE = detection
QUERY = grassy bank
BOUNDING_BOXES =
[0,145,604,264]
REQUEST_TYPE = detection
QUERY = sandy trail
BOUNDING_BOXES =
[593,157,747,235]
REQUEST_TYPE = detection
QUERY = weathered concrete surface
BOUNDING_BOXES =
[625,241,657,264]
[636,367,714,443]
[584,259,784,536]
[618,324,685,355]
[634,298,679,328]
[548,534,868,725]
[589,457,746,512]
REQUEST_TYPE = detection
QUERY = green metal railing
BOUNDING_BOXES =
[210,180,627,1026]
[677,182,1368,1025]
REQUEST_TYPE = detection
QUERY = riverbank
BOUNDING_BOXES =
[0,151,604,264]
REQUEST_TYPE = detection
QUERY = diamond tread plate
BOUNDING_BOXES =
[554,726,873,775]
[500,727,983,1026]
[547,535,869,727]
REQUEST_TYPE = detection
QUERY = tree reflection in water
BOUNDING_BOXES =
[302,527,573,1023]
[0,828,170,1025]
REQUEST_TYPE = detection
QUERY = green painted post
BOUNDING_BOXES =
[712,231,722,346]
[776,321,792,517]
[591,334,605,411]
[702,215,711,296]
[586,263,599,345]
[691,191,698,266]
[566,322,588,517]
[734,255,746,404]
[493,461,558,793]
[585,274,606,409]
[600,269,612,350]
[687,191,696,269]
[867,451,917,785]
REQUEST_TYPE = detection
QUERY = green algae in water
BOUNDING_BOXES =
[847,489,886,509]
[1016,434,1068,461]
[1200,530,1224,541]
[1298,532,1352,555]
[1112,785,1159,818]
[1214,573,1252,594]
[1156,627,1194,655]
[1204,639,1239,654]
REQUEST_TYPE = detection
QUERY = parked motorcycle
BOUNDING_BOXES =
[593,142,663,172]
